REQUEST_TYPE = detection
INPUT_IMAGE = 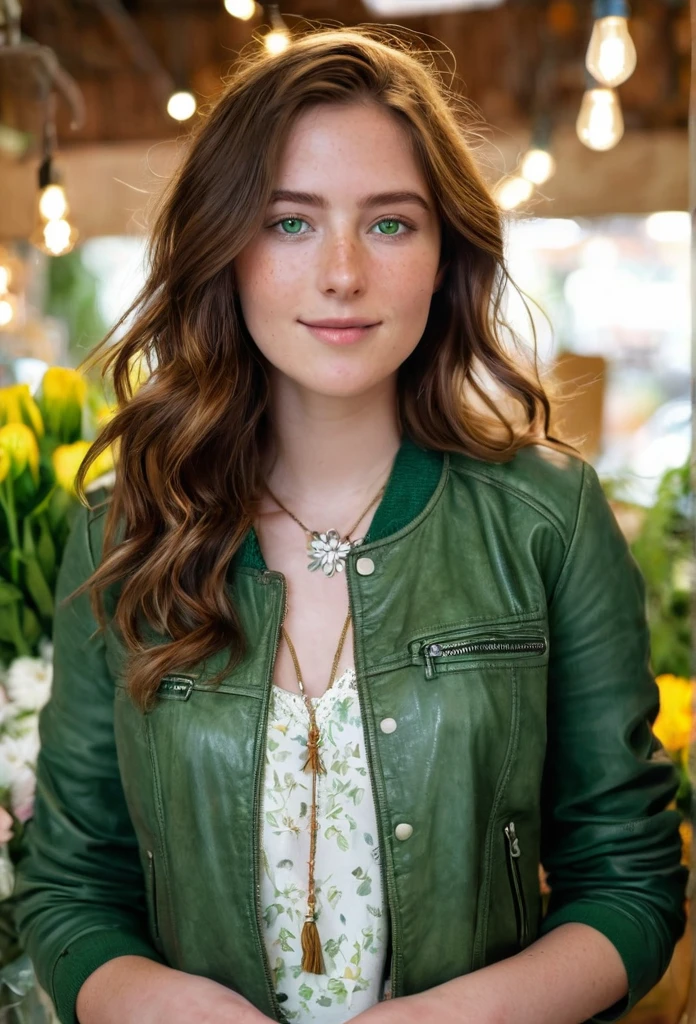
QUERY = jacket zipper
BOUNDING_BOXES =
[421,633,547,680]
[252,571,287,1023]
[146,849,160,942]
[345,559,401,1000]
[503,821,529,949]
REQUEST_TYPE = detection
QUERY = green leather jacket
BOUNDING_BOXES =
[12,436,688,1024]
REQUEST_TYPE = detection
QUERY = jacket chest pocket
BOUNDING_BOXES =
[410,623,548,680]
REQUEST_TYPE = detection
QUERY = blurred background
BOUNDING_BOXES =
[0,3,692,1020]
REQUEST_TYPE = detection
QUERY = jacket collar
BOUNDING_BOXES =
[232,433,446,572]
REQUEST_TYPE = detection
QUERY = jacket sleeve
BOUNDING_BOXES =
[12,500,166,1024]
[538,459,689,1022]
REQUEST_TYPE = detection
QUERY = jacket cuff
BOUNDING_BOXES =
[50,928,166,1024]
[539,899,669,1022]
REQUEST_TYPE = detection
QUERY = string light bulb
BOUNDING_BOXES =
[38,183,68,221]
[494,175,534,211]
[224,0,257,18]
[576,76,624,150]
[263,4,290,54]
[585,0,637,88]
[0,297,14,327]
[167,89,197,121]
[520,149,556,185]
[31,157,78,256]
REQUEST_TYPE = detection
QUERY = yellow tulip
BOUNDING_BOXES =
[0,423,40,484]
[52,440,115,494]
[0,384,44,437]
[38,366,88,444]
[653,674,694,752]
[0,447,9,484]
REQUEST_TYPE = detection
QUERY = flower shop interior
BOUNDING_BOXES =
[0,0,692,1021]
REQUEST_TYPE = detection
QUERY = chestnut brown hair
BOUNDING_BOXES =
[71,23,581,713]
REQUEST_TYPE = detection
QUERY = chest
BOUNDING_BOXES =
[254,512,355,699]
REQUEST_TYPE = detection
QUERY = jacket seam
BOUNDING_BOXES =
[545,460,588,607]
[448,463,569,544]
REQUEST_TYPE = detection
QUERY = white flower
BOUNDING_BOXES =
[4,656,52,713]
[10,763,36,823]
[0,727,40,822]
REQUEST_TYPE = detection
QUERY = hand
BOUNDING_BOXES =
[76,955,274,1024]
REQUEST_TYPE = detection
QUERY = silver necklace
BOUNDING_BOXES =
[264,483,385,577]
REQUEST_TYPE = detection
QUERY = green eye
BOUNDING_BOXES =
[279,218,304,234]
[376,219,401,235]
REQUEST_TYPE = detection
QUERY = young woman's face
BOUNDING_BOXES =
[233,101,446,400]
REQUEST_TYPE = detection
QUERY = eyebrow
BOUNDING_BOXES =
[268,189,432,213]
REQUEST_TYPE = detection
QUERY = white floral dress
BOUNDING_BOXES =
[260,667,392,1022]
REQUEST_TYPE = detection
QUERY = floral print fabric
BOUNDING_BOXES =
[260,667,391,1022]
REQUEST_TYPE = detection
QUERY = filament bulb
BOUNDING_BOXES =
[585,16,637,87]
[576,87,624,151]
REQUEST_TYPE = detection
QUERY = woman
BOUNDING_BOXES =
[13,24,688,1024]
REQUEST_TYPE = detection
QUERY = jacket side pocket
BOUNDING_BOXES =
[146,849,161,943]
[504,821,529,949]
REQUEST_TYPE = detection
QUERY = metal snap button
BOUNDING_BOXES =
[356,556,375,575]
[380,718,397,734]
[394,823,413,841]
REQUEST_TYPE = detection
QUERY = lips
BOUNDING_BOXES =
[301,322,379,346]
[300,319,379,328]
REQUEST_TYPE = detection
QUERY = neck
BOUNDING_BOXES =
[260,375,402,524]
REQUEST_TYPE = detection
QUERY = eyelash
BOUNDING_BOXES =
[266,215,416,238]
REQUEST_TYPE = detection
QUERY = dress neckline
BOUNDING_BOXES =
[271,666,356,704]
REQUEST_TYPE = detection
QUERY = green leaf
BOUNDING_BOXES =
[263,903,284,927]
[356,878,372,896]
[336,832,349,852]
[298,983,313,1000]
[24,555,54,619]
[0,581,23,606]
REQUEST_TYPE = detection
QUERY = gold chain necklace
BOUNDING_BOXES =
[264,483,385,577]
[263,476,385,969]
[281,610,352,974]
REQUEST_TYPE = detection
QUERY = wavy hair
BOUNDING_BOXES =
[71,23,583,713]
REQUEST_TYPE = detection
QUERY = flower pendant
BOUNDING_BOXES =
[307,530,363,576]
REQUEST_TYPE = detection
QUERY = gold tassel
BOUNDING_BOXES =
[302,721,326,774]
[301,916,325,974]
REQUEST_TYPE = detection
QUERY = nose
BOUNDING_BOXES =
[316,230,368,298]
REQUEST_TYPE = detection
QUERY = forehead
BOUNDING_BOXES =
[274,102,427,193]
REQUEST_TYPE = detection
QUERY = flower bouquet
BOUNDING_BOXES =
[0,367,117,1021]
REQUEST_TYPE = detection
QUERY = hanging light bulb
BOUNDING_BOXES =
[0,264,10,295]
[31,156,79,256]
[0,296,15,327]
[494,176,534,211]
[224,0,257,18]
[264,28,289,53]
[38,183,68,221]
[585,0,637,88]
[519,112,556,186]
[576,77,624,150]
[167,89,197,121]
[520,149,556,185]
[264,4,290,54]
